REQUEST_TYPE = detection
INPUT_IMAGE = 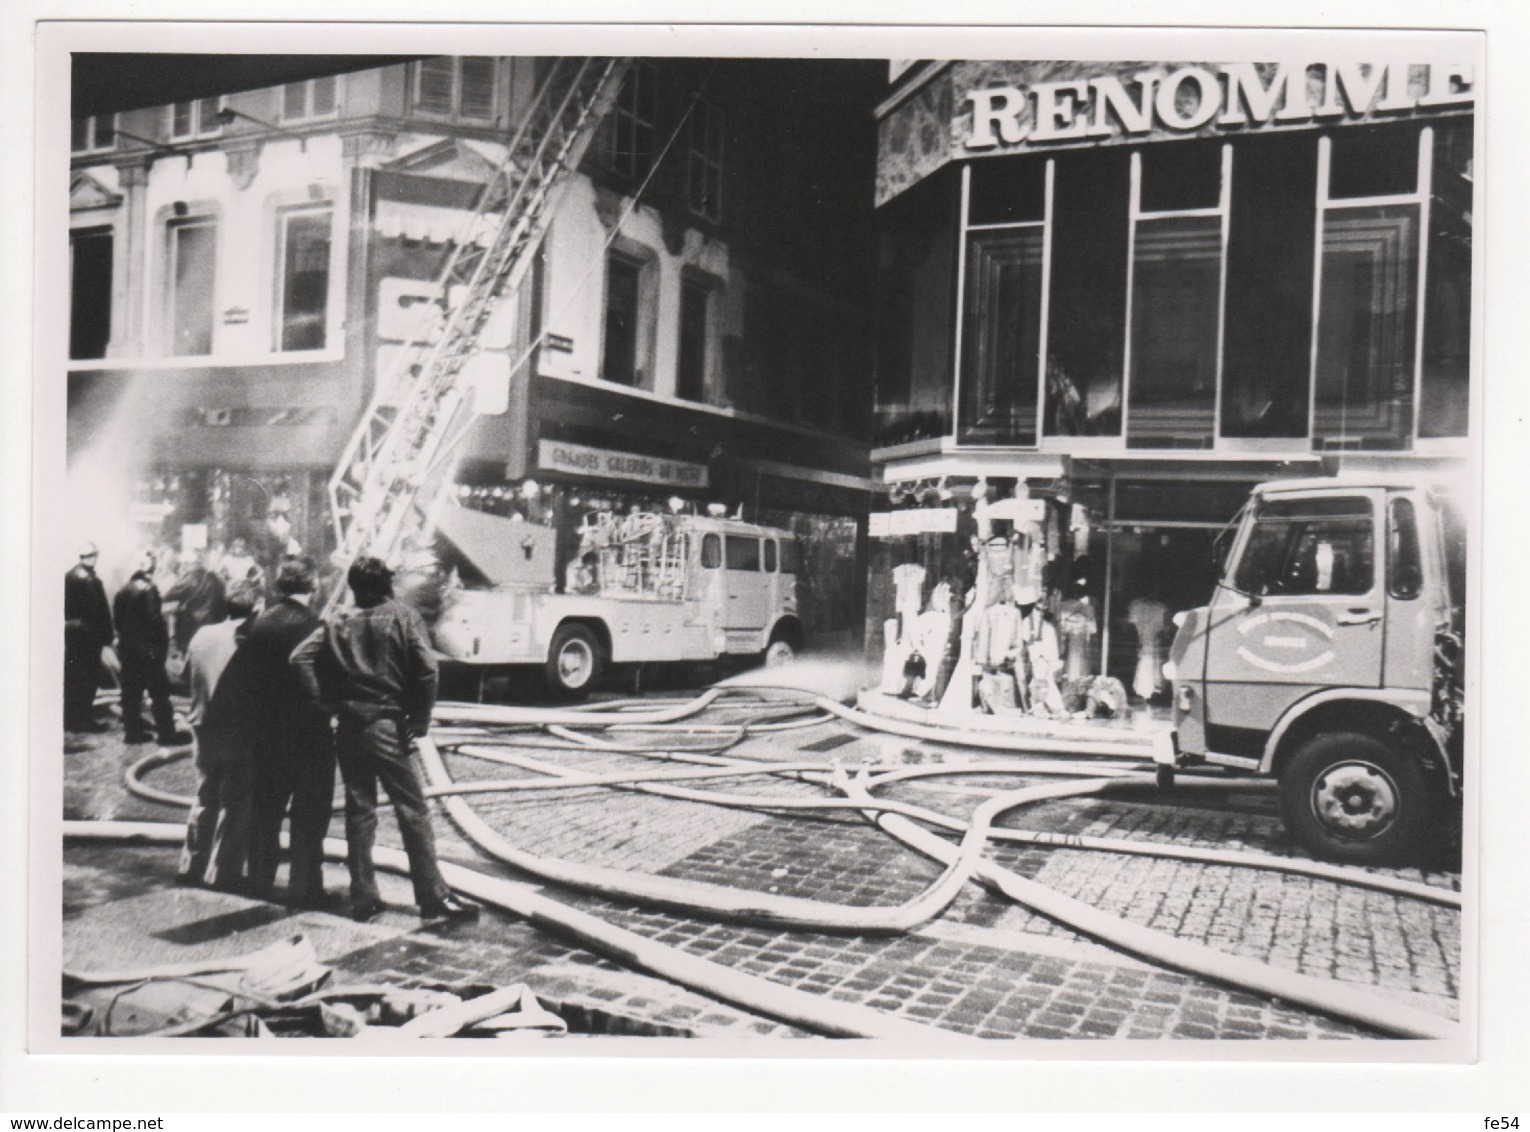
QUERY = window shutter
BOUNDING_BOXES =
[197,97,222,134]
[283,82,308,121]
[460,58,497,119]
[417,58,456,114]
[311,76,337,117]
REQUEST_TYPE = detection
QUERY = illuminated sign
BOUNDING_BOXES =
[963,62,1474,150]
[537,439,709,489]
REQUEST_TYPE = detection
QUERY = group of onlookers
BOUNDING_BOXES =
[65,543,479,924]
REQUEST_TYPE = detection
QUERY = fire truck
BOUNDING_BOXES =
[1159,476,1466,865]
[427,504,806,697]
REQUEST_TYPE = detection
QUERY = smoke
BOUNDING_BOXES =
[65,373,165,593]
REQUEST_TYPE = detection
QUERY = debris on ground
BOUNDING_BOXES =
[62,933,566,1038]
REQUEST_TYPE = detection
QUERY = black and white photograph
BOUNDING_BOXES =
[10,6,1528,1114]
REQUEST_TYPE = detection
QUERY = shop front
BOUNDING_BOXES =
[863,57,1475,734]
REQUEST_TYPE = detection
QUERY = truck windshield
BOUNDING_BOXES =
[1231,496,1375,597]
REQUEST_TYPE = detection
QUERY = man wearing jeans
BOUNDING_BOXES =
[290,556,478,924]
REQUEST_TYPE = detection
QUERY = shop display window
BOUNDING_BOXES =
[1420,120,1473,439]
[1313,126,1426,450]
[1126,143,1226,448]
[1314,202,1419,449]
[874,175,956,447]
[1045,149,1129,437]
[1127,214,1222,447]
[958,228,1044,445]
[1221,132,1318,438]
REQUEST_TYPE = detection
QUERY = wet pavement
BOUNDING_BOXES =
[58,674,1463,1043]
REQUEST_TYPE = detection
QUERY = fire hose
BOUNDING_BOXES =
[63,821,954,1042]
[115,689,1461,1039]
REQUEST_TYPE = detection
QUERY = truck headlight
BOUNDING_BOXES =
[1161,659,1176,682]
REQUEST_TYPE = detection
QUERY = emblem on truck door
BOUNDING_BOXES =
[1234,610,1337,674]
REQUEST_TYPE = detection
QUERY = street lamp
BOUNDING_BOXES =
[214,107,309,151]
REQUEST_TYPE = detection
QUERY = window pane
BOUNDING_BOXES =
[1420,120,1472,439]
[967,157,1045,225]
[873,175,956,446]
[1222,132,1317,438]
[70,229,113,360]
[460,58,496,118]
[1140,141,1221,212]
[602,255,642,385]
[1329,126,1419,200]
[780,539,801,574]
[311,75,337,117]
[280,210,332,352]
[170,221,217,357]
[1127,214,1221,448]
[764,540,778,572]
[71,118,90,152]
[171,102,193,138]
[283,82,308,121]
[1234,500,1375,596]
[1314,203,1419,449]
[725,536,761,571]
[608,66,655,178]
[1388,497,1423,600]
[958,227,1043,445]
[687,100,724,221]
[701,533,721,569]
[417,58,455,114]
[677,281,708,401]
[1046,149,1129,436]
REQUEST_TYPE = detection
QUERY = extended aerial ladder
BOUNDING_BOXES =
[322,57,631,616]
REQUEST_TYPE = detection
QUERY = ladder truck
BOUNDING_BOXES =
[320,57,631,619]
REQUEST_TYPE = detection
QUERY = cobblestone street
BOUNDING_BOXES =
[58,682,1463,1045]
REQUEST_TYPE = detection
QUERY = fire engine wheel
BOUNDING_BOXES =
[1279,732,1433,867]
[545,624,602,700]
[762,637,797,668]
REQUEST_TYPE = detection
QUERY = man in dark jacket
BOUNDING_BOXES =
[113,549,192,746]
[178,582,262,891]
[165,550,227,656]
[290,556,477,923]
[64,542,113,732]
[244,556,336,907]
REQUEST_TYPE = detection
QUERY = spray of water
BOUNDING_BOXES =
[715,646,876,705]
